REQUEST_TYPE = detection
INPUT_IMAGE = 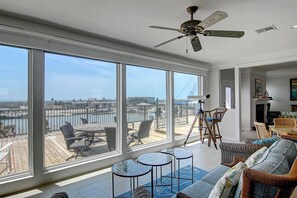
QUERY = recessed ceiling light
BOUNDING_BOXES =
[290,25,297,29]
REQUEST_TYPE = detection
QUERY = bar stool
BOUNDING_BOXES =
[202,107,227,149]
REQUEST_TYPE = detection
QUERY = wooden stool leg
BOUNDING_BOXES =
[211,124,217,149]
[216,123,222,143]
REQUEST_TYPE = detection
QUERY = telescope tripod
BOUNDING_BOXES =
[184,102,218,149]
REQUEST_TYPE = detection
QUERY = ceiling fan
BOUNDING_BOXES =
[150,6,245,52]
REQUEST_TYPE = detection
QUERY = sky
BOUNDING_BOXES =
[0,45,198,101]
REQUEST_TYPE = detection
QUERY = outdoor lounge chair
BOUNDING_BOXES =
[130,120,153,145]
[60,124,91,160]
[0,142,13,175]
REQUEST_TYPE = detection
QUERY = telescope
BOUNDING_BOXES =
[187,94,210,103]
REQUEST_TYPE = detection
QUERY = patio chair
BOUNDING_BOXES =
[105,127,134,150]
[130,120,153,145]
[65,121,88,138]
[254,121,271,139]
[60,124,91,160]
[0,125,16,138]
[0,143,13,175]
[80,118,88,124]
[104,127,116,151]
[7,125,16,137]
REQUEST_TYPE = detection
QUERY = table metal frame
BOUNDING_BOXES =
[161,148,194,191]
[137,153,173,193]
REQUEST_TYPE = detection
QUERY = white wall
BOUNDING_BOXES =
[240,70,267,130]
[240,71,251,131]
[267,75,297,111]
[207,68,240,142]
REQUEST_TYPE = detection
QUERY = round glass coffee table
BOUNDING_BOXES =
[112,159,153,198]
[137,152,173,192]
[161,148,193,191]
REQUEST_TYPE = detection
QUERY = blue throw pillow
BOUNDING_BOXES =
[252,136,280,144]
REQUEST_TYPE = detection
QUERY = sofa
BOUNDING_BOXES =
[175,139,297,198]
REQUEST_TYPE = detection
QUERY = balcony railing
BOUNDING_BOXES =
[0,103,196,136]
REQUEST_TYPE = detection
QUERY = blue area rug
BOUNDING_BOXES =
[117,165,208,198]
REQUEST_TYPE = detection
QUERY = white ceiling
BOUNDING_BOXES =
[1,0,297,68]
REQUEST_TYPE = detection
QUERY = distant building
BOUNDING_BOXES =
[127,97,155,105]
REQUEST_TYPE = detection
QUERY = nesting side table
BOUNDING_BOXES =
[137,152,173,192]
[112,159,153,197]
[161,148,193,191]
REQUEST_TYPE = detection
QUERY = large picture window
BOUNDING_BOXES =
[0,45,29,177]
[44,53,117,167]
[174,72,200,139]
[126,65,167,148]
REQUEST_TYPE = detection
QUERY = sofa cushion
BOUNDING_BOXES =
[244,146,267,168]
[209,162,247,198]
[201,165,229,186]
[259,139,297,166]
[251,154,289,198]
[175,180,213,198]
[235,153,290,198]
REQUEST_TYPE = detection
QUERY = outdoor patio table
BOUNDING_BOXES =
[74,123,116,143]
[74,123,116,133]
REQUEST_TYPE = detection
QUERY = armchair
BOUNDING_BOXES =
[219,139,272,164]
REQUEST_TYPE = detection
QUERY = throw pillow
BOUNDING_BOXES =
[208,162,247,198]
[252,136,280,144]
[244,146,268,168]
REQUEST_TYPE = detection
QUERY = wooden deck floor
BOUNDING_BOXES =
[0,122,196,176]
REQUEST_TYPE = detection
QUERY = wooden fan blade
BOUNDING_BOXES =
[154,35,185,48]
[196,11,228,31]
[149,26,181,32]
[203,30,245,38]
[191,36,202,52]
